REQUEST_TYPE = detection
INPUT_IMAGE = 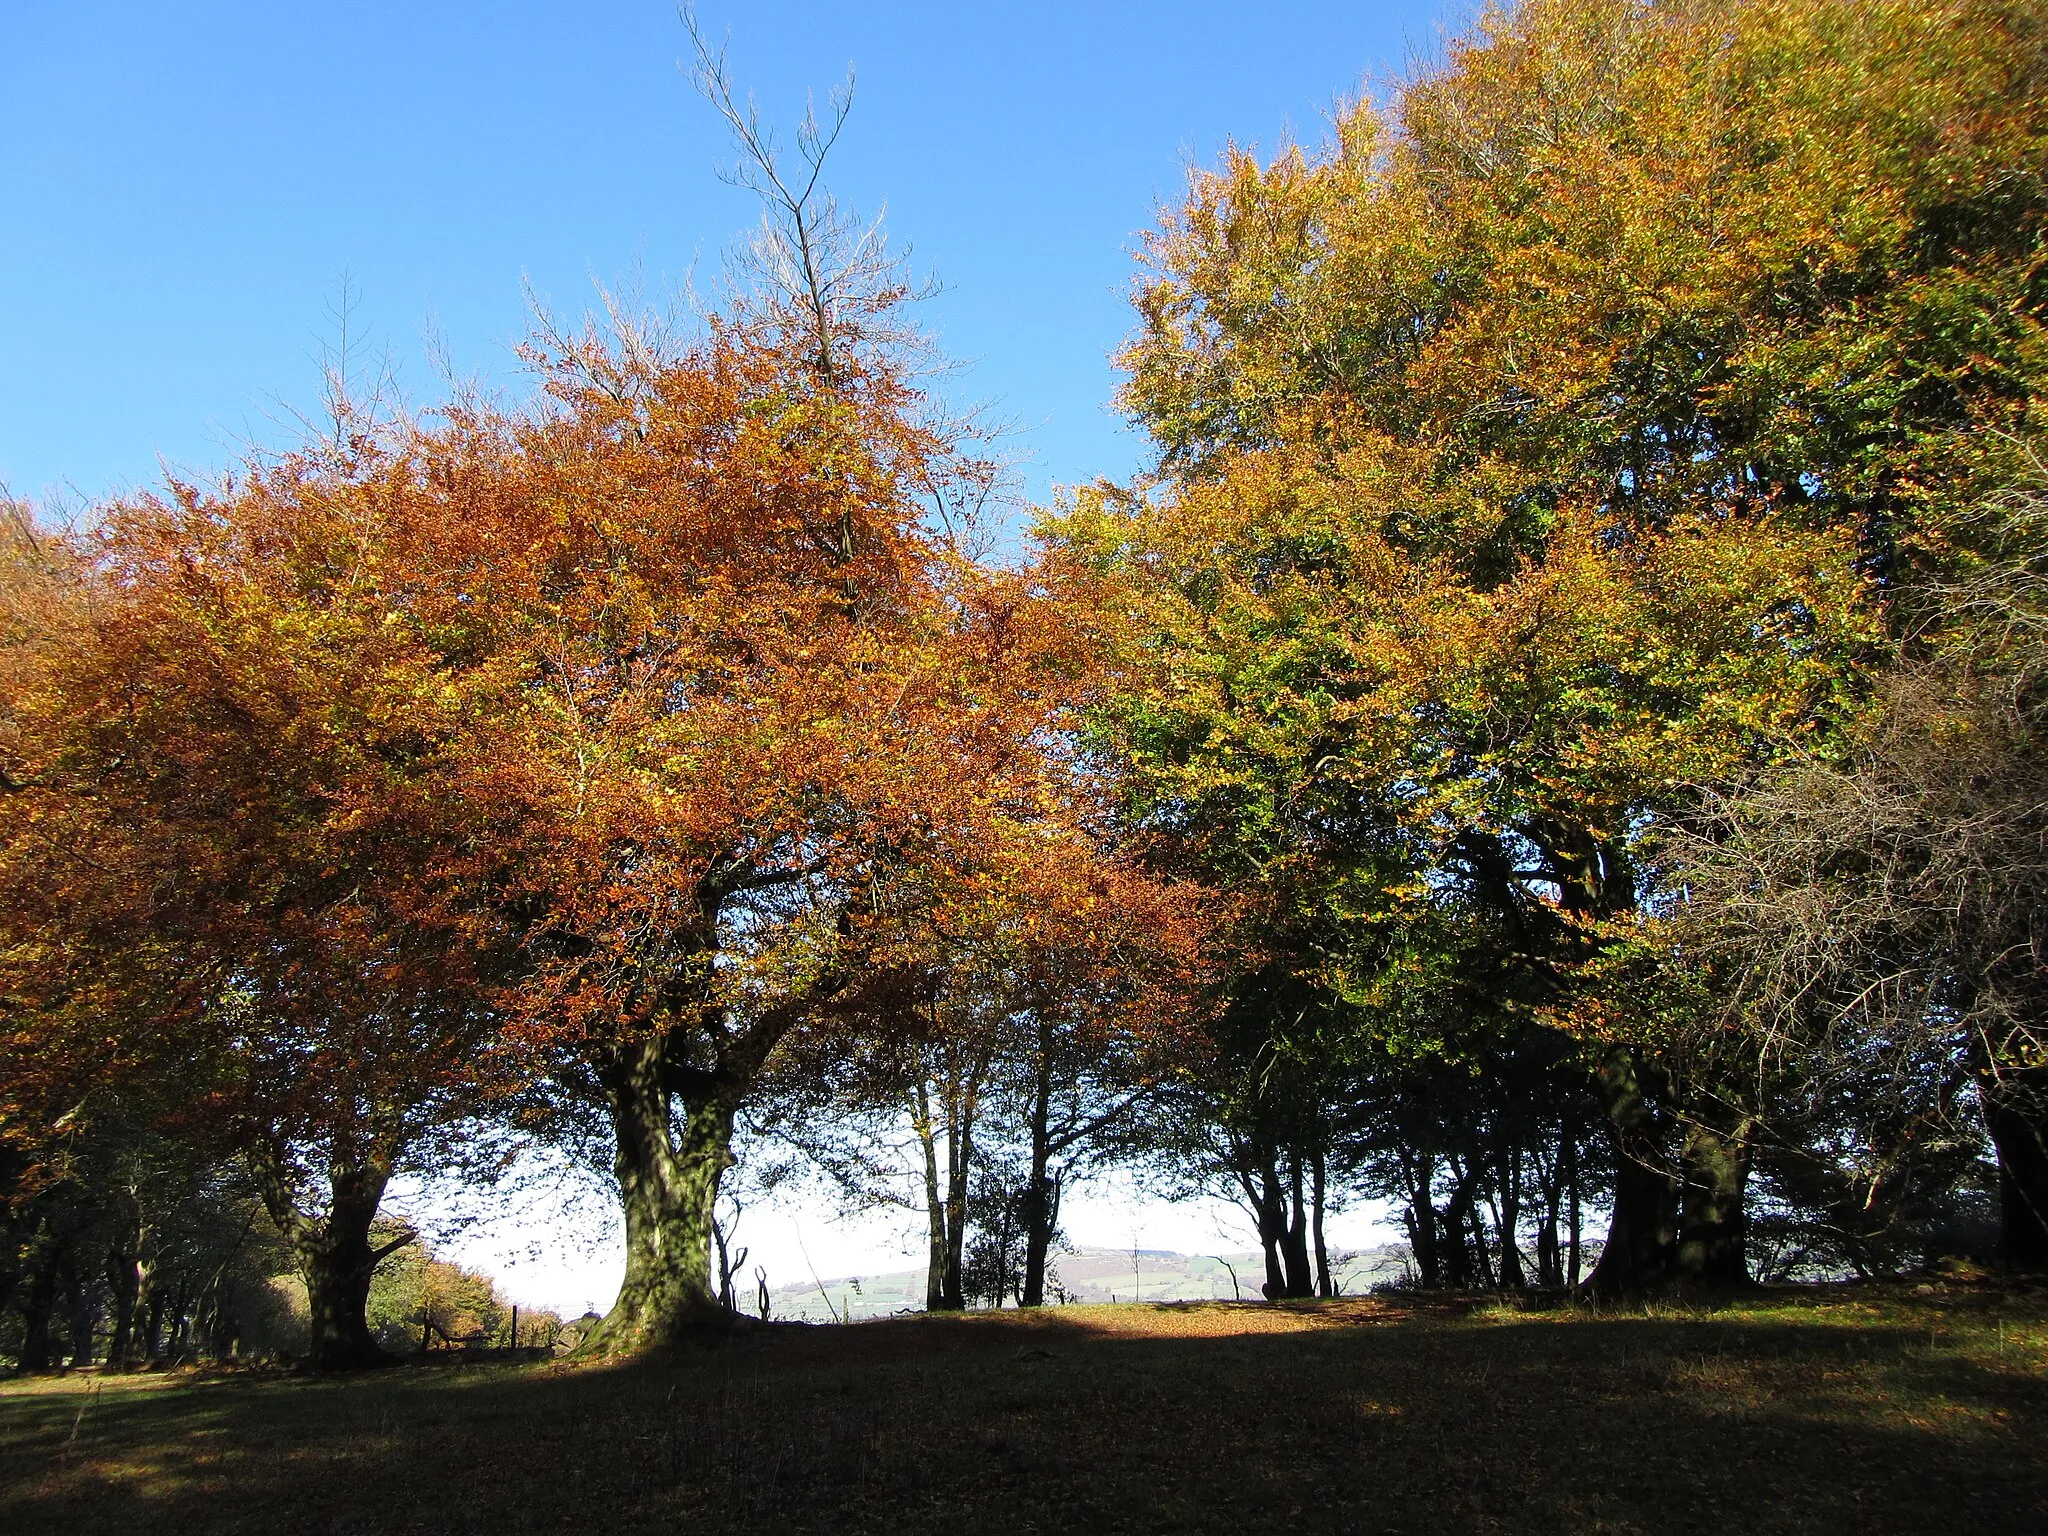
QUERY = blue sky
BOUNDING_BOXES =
[1,1,1459,517]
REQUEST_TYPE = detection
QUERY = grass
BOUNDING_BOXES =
[2,1282,2044,1534]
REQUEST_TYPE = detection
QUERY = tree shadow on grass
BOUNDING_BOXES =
[2,1308,2043,1535]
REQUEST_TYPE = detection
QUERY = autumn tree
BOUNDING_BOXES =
[1048,0,2048,1291]
[300,22,1214,1351]
[1669,451,2048,1267]
[999,851,1210,1308]
[921,832,1210,1310]
[746,679,1215,1316]
[293,244,1223,1351]
[0,430,531,1368]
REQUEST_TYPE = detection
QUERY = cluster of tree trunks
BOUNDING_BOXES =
[4,1182,262,1372]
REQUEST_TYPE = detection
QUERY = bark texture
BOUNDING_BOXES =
[579,1036,737,1355]
[1587,1048,1680,1297]
[576,960,832,1355]
[1676,1113,1754,1284]
[248,1140,404,1370]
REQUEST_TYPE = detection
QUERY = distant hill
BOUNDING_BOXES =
[764,1245,1414,1322]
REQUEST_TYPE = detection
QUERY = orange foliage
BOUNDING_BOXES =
[0,300,1217,1352]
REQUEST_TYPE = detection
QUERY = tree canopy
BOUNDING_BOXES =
[6,0,2048,1375]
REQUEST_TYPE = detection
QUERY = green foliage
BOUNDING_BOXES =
[1042,0,2048,1280]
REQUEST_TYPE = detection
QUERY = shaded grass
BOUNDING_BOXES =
[2,1284,2044,1534]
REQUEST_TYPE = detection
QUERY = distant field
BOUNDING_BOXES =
[3,1283,2044,1534]
[770,1245,1414,1320]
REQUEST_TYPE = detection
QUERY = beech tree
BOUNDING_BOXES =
[1048,0,2048,1290]
[326,267,1228,1350]
[1670,459,2048,1266]
[0,434,528,1367]
[352,26,1216,1348]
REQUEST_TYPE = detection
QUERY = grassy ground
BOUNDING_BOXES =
[2,1283,2044,1534]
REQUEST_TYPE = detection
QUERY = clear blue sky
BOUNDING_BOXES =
[1,1,1459,515]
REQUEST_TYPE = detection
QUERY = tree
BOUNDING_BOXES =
[961,837,1211,1308]
[0,425,532,1367]
[747,749,1214,1315]
[1048,0,2048,1292]
[341,273,1212,1351]
[1669,458,2048,1265]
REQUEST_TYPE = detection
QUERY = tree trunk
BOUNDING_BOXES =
[1399,1151,1441,1289]
[249,1139,401,1370]
[166,1285,191,1358]
[291,1195,386,1368]
[1469,1200,1497,1290]
[1020,1054,1057,1307]
[1495,1143,1526,1290]
[1244,1148,1289,1299]
[1676,1113,1753,1285]
[105,1229,143,1370]
[17,1234,61,1372]
[1280,1153,1314,1297]
[941,1072,977,1311]
[995,1198,1022,1306]
[143,1283,167,1362]
[61,1247,95,1367]
[577,953,834,1353]
[913,1079,956,1311]
[1587,1047,1680,1297]
[1311,1148,1332,1298]
[1022,1170,1062,1307]
[1401,1205,1437,1289]
[581,1035,737,1355]
[1535,1150,1564,1289]
[1983,1064,2048,1268]
[1440,1164,1481,1290]
[1566,1135,1584,1290]
[912,1053,980,1312]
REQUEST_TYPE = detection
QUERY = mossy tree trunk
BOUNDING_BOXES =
[577,969,834,1355]
[1590,1051,1757,1293]
[1587,1046,1680,1298]
[1676,1112,1754,1285]
[581,1033,738,1353]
